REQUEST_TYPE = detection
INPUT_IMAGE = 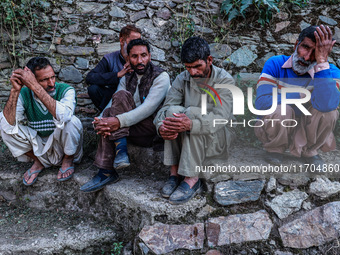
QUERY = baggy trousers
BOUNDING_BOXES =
[163,106,234,177]
[254,105,339,157]
[1,115,83,167]
[94,90,157,170]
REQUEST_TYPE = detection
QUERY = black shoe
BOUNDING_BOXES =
[80,169,119,193]
[161,176,180,198]
[169,179,202,205]
[264,152,283,165]
[304,155,324,168]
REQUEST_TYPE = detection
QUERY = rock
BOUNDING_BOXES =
[146,7,155,18]
[209,43,232,59]
[319,16,338,26]
[275,21,290,32]
[126,3,145,11]
[56,45,94,56]
[150,45,166,62]
[214,180,265,206]
[58,66,83,83]
[333,27,340,42]
[197,205,216,218]
[279,201,340,248]
[280,33,298,44]
[206,210,273,247]
[156,8,171,20]
[0,191,16,201]
[274,252,293,255]
[153,40,171,50]
[266,177,276,193]
[139,222,205,254]
[227,46,258,67]
[195,26,214,34]
[277,175,309,187]
[109,6,126,18]
[265,189,308,219]
[337,59,340,68]
[206,250,223,255]
[309,176,340,198]
[0,62,11,70]
[300,21,311,31]
[256,52,276,68]
[153,18,168,27]
[276,12,288,20]
[63,34,86,44]
[62,23,79,34]
[302,201,312,210]
[89,27,117,37]
[136,19,159,41]
[47,58,61,73]
[97,43,120,56]
[74,57,89,70]
[77,2,107,14]
[149,1,165,9]
[130,11,148,22]
[138,242,150,254]
[109,21,127,32]
[266,30,276,43]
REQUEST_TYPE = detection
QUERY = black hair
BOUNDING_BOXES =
[181,36,210,63]
[127,39,150,55]
[298,26,318,43]
[119,24,142,39]
[26,57,53,75]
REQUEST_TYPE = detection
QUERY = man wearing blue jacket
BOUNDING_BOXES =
[255,25,340,166]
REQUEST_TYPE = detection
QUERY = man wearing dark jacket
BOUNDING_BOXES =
[86,25,141,112]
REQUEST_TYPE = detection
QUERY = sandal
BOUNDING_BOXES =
[23,168,44,186]
[58,166,74,182]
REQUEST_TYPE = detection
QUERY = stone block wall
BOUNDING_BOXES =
[0,0,339,113]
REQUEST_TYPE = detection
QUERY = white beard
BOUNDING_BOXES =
[292,48,317,75]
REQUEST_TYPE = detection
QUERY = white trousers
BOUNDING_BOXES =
[1,116,83,167]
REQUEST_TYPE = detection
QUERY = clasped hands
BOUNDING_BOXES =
[10,67,39,92]
[159,113,192,140]
[93,116,120,138]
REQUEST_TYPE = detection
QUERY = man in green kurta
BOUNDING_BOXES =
[0,57,83,186]
[154,37,235,204]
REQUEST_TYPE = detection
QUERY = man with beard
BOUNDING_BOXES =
[255,25,340,166]
[154,37,235,204]
[0,57,83,185]
[86,25,141,112]
[80,39,170,192]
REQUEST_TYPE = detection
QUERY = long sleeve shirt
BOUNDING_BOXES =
[0,88,76,135]
[255,55,340,113]
[101,71,171,128]
[85,51,125,91]
[154,65,235,135]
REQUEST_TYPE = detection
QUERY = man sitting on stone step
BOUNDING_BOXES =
[255,25,340,166]
[0,57,83,185]
[80,39,170,193]
[86,25,141,112]
[154,37,236,205]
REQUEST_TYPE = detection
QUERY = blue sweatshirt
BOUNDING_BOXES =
[255,55,340,114]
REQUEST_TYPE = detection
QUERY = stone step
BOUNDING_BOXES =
[0,203,117,255]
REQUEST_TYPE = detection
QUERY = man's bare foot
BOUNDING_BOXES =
[183,176,199,188]
[57,155,74,180]
[23,161,44,185]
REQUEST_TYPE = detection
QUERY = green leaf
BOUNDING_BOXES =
[228,8,240,21]
[240,0,252,14]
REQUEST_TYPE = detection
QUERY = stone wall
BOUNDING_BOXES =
[0,0,339,113]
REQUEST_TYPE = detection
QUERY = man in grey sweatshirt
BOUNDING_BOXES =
[80,39,170,193]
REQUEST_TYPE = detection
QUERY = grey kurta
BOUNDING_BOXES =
[154,65,236,177]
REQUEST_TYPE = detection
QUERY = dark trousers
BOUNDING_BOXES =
[94,90,157,170]
[88,84,116,112]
